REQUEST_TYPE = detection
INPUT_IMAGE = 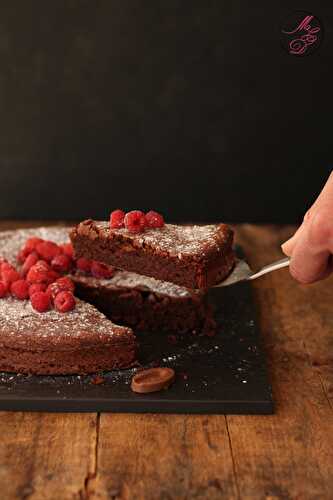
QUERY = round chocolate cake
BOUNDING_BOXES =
[0,226,215,375]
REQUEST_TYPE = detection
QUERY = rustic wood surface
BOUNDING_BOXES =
[0,221,332,500]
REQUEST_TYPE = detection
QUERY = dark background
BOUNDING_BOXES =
[0,1,332,223]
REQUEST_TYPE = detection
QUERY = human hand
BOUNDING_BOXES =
[281,171,333,284]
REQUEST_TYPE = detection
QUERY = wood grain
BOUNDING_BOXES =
[0,222,333,499]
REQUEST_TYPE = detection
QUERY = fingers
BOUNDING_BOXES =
[281,171,333,284]
[288,208,333,284]
[281,209,312,256]
[281,225,305,256]
[289,241,330,284]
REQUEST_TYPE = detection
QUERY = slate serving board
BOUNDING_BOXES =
[0,277,273,414]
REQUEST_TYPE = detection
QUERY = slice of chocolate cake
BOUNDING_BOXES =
[70,219,235,289]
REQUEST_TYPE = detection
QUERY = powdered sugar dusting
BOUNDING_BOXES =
[96,222,230,257]
[0,296,133,348]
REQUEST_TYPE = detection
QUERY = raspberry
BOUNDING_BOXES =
[34,260,50,271]
[30,291,51,313]
[51,254,72,273]
[10,279,29,300]
[54,291,76,313]
[25,237,44,253]
[26,260,54,285]
[21,251,39,276]
[28,283,47,298]
[76,257,92,273]
[2,268,20,286]
[36,241,61,262]
[0,282,8,298]
[91,261,114,279]
[145,210,165,228]
[60,243,74,259]
[0,261,14,274]
[110,209,125,229]
[124,210,146,233]
[17,237,44,263]
[47,277,75,299]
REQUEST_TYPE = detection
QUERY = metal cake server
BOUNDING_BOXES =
[214,256,290,287]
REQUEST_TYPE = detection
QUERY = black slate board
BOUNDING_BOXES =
[0,279,273,414]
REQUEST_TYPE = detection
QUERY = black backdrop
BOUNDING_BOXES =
[0,1,332,222]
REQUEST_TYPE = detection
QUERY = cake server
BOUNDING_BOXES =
[214,256,290,287]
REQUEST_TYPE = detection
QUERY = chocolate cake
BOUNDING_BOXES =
[0,227,136,374]
[70,219,235,289]
[0,226,216,374]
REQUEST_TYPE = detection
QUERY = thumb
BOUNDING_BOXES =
[281,224,305,256]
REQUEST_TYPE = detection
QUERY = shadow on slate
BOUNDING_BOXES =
[0,276,273,414]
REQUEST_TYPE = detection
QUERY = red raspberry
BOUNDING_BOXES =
[76,257,92,273]
[124,210,146,233]
[17,238,44,263]
[56,276,75,292]
[2,268,20,286]
[30,291,51,313]
[110,209,125,229]
[10,279,29,300]
[47,277,75,299]
[28,283,47,298]
[36,241,61,262]
[54,291,76,313]
[21,251,39,276]
[25,237,44,253]
[0,282,8,298]
[0,261,14,274]
[145,210,165,228]
[91,261,114,279]
[60,243,74,259]
[34,260,50,271]
[51,254,72,273]
[26,260,53,285]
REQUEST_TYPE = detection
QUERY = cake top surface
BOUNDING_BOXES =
[0,226,133,349]
[0,226,198,298]
[90,221,232,258]
[0,296,132,350]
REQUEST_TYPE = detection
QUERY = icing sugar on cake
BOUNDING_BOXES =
[95,221,230,257]
[0,296,130,347]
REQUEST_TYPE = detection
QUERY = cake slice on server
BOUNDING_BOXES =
[70,210,235,289]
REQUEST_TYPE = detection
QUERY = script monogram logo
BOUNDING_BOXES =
[280,11,323,56]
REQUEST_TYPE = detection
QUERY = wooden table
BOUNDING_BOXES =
[0,222,332,500]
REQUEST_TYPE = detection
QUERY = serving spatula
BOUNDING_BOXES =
[214,256,290,287]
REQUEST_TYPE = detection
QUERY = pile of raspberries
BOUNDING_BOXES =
[110,210,164,233]
[0,237,114,313]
